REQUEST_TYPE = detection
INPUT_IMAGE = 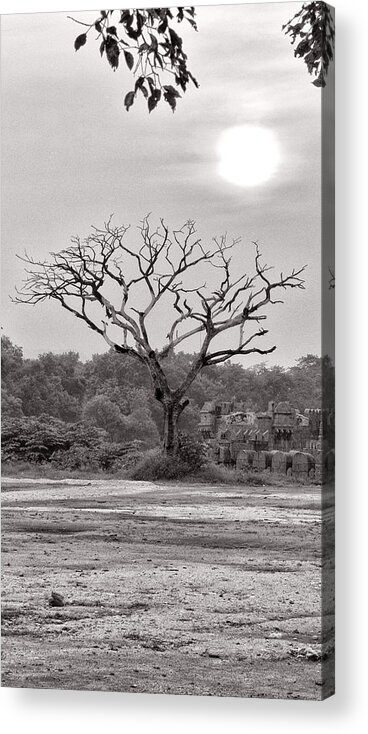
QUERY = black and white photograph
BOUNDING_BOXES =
[1,2,335,701]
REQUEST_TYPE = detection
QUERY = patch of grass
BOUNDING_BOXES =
[2,457,311,487]
[1,460,126,481]
[184,463,295,486]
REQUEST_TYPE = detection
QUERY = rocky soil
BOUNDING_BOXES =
[1,477,334,699]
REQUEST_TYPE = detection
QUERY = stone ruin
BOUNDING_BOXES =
[199,399,334,480]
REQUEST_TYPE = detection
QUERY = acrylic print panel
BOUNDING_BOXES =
[1,3,335,700]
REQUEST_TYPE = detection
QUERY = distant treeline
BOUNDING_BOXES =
[2,335,332,453]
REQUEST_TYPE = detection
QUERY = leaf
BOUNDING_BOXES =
[94,21,102,33]
[163,88,179,112]
[135,76,148,98]
[74,33,87,52]
[312,77,325,87]
[120,10,132,25]
[163,85,181,98]
[148,96,156,113]
[124,50,134,70]
[149,33,158,51]
[148,89,161,113]
[163,83,182,112]
[124,91,135,111]
[135,76,145,90]
[157,19,168,34]
[169,27,182,48]
[136,11,145,34]
[106,26,118,37]
[106,37,120,70]
[166,96,177,113]
[295,38,309,57]
[188,71,199,88]
[147,77,156,94]
[99,40,105,57]
[154,51,164,69]
[126,26,140,41]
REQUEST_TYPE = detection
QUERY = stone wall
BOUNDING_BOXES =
[236,448,317,478]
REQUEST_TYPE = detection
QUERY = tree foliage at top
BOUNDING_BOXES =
[71,7,199,113]
[70,3,335,117]
[282,1,335,88]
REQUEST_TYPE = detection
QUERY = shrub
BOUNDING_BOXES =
[50,445,101,471]
[1,414,110,466]
[95,440,145,471]
[1,413,151,475]
[193,463,245,485]
[129,450,190,481]
[177,432,206,471]
[49,439,145,472]
[1,415,72,463]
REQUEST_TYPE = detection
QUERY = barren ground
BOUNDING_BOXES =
[1,477,333,699]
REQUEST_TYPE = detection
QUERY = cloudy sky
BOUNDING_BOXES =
[1,2,324,365]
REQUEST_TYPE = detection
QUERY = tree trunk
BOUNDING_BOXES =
[162,403,180,456]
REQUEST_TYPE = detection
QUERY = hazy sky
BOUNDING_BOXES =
[1,2,323,365]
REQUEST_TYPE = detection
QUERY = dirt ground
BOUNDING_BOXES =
[1,476,334,699]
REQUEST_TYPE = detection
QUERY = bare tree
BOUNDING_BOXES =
[15,217,305,455]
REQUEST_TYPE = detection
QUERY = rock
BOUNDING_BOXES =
[290,645,321,661]
[49,591,65,607]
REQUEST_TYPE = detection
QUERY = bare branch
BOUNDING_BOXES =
[15,217,306,414]
[204,328,274,366]
[205,345,277,366]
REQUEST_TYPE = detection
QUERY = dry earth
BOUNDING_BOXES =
[1,477,334,699]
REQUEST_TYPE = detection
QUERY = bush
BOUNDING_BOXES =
[129,450,190,481]
[177,432,206,471]
[50,445,101,471]
[94,440,145,471]
[129,450,279,485]
[1,414,143,472]
[49,439,145,472]
[1,415,74,463]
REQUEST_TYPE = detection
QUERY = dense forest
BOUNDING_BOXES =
[1,335,331,470]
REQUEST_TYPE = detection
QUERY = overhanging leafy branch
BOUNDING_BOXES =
[71,7,199,112]
[283,1,335,87]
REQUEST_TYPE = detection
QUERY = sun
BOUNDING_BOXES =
[217,125,280,187]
